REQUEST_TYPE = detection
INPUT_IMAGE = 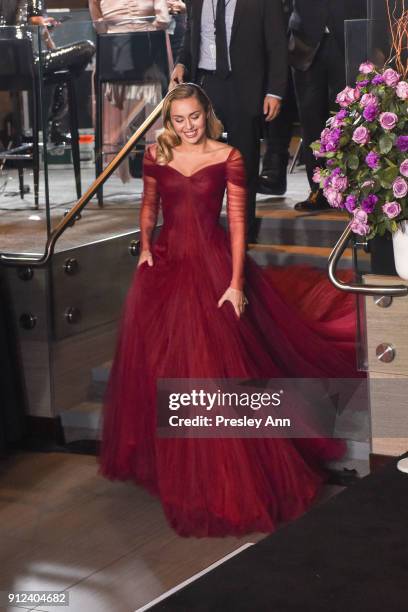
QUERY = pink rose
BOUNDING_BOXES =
[331,174,348,192]
[383,68,401,87]
[362,180,375,189]
[382,201,402,218]
[361,93,378,107]
[312,167,322,184]
[352,126,370,145]
[359,61,375,75]
[396,81,408,99]
[324,187,344,208]
[400,160,408,177]
[336,86,360,108]
[350,209,370,236]
[379,112,398,131]
[393,177,408,198]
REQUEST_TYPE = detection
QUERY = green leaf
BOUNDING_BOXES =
[379,133,396,154]
[347,154,360,170]
[377,166,399,189]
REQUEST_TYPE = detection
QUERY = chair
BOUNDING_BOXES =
[0,33,82,209]
[94,30,170,206]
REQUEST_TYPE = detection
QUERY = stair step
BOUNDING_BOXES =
[60,401,102,430]
[248,243,370,270]
[222,207,350,248]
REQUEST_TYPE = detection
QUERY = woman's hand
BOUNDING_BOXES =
[138,250,154,268]
[218,287,248,318]
[168,0,186,14]
[170,63,185,89]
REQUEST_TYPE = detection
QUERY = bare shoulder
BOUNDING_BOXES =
[206,139,232,153]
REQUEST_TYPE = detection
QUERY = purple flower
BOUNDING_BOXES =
[331,174,348,192]
[331,109,348,127]
[396,136,408,152]
[396,81,408,100]
[393,177,408,198]
[345,194,358,212]
[325,140,339,152]
[372,75,385,85]
[365,151,380,169]
[324,187,344,208]
[337,110,348,119]
[320,127,342,153]
[361,194,379,213]
[382,201,402,218]
[383,68,400,87]
[312,167,322,184]
[350,209,370,236]
[352,126,370,145]
[359,61,375,74]
[379,112,398,131]
[357,80,370,88]
[361,93,378,107]
[336,86,360,108]
[400,160,408,177]
[363,103,379,122]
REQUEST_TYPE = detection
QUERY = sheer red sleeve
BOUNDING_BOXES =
[226,148,247,291]
[140,146,160,252]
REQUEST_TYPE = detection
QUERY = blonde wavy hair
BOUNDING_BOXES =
[156,83,224,165]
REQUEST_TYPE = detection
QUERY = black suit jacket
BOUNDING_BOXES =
[289,0,367,54]
[178,0,288,116]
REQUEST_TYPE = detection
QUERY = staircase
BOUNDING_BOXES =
[59,183,369,448]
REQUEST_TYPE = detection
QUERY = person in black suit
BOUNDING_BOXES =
[170,0,288,242]
[289,0,366,210]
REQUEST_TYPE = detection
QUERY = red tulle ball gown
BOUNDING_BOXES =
[99,146,357,537]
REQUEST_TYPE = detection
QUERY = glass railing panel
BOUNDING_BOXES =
[345,19,369,85]
[48,18,170,251]
[0,25,50,256]
[0,16,176,444]
[367,0,407,69]
[1,18,173,258]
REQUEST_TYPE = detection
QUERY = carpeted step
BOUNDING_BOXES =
[221,206,350,248]
[255,208,349,248]
[248,243,370,270]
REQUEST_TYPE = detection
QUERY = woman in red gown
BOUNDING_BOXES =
[99,84,357,537]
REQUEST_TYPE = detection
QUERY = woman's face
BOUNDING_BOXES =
[170,96,207,145]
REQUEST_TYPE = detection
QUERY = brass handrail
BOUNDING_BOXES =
[328,224,408,296]
[0,99,164,268]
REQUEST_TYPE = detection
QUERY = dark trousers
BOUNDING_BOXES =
[198,71,261,239]
[262,71,297,174]
[292,33,346,189]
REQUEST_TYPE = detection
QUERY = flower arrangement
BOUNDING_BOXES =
[312,62,408,238]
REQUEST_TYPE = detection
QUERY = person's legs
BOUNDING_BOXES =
[199,72,260,242]
[292,39,330,191]
[259,72,297,196]
[292,34,347,210]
